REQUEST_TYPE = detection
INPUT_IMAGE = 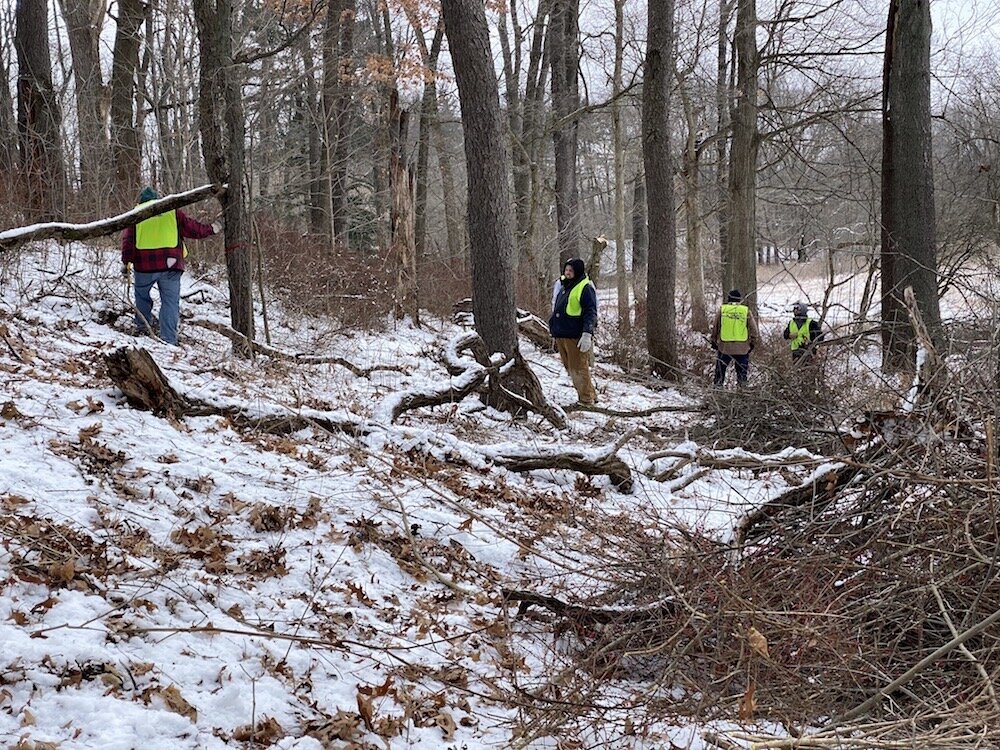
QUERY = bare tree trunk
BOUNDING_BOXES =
[0,10,17,175]
[716,0,732,292]
[194,0,254,347]
[410,19,444,260]
[16,0,67,220]
[880,0,941,371]
[612,0,630,333]
[549,0,581,264]
[109,0,143,207]
[631,173,648,324]
[58,0,108,209]
[440,0,518,356]
[643,0,678,378]
[725,0,759,310]
[389,91,419,325]
[331,0,355,247]
[681,86,708,332]
[304,35,325,235]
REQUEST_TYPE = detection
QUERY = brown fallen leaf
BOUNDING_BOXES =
[748,625,770,658]
[738,681,757,720]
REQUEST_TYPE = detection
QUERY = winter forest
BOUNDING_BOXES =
[2,0,1000,746]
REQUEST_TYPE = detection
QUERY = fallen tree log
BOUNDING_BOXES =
[105,346,370,436]
[452,298,556,352]
[565,403,696,418]
[0,184,224,252]
[189,319,406,376]
[492,443,632,491]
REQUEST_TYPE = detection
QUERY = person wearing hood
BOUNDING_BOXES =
[549,257,598,404]
[710,288,760,387]
[121,186,221,345]
[783,301,824,362]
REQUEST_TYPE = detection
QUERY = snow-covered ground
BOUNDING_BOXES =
[1,242,878,748]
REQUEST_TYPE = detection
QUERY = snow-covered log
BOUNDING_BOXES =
[0,184,223,252]
[490,442,632,491]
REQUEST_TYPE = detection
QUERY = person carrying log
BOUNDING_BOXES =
[549,258,598,405]
[120,186,221,345]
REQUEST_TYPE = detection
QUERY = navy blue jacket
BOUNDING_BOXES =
[549,279,598,339]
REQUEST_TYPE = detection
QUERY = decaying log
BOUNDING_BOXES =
[565,402,695,418]
[493,444,632,491]
[105,347,194,418]
[0,184,224,252]
[105,346,370,436]
[502,587,674,624]
[189,319,406,377]
[452,298,556,352]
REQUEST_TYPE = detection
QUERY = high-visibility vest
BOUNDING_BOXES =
[719,303,749,342]
[565,277,594,317]
[788,319,812,350]
[135,203,179,250]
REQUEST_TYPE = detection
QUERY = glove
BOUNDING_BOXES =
[121,262,131,277]
[710,341,718,351]
[211,220,223,234]
[578,332,593,353]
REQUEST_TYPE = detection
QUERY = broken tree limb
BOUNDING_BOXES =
[501,588,674,624]
[491,442,633,491]
[564,402,695,417]
[378,365,490,423]
[189,318,406,376]
[105,346,370,436]
[0,184,225,252]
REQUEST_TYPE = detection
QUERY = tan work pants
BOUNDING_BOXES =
[556,337,597,404]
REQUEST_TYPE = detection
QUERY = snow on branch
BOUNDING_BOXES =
[0,184,224,252]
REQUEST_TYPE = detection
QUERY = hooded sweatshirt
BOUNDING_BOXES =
[549,258,598,339]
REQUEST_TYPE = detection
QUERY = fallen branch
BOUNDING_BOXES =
[563,402,695,417]
[492,443,632,491]
[0,184,224,252]
[501,588,674,624]
[190,318,405,376]
[378,365,489,423]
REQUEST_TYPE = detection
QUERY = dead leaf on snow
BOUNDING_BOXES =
[435,710,457,740]
[233,716,284,743]
[144,684,198,722]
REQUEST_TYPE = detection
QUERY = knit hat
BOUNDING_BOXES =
[138,186,158,202]
[792,301,808,316]
[727,289,742,302]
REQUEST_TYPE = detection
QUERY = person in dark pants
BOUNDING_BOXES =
[783,301,824,363]
[710,289,760,387]
[549,257,598,404]
[121,186,220,345]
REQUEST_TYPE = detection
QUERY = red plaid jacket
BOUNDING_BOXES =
[121,210,216,273]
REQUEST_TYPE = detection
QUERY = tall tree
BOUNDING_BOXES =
[680,83,708,332]
[643,0,678,377]
[549,0,581,264]
[58,0,108,205]
[194,0,255,345]
[0,8,17,175]
[16,0,67,219]
[612,0,630,332]
[321,0,355,247]
[880,0,941,370]
[716,0,732,290]
[109,0,143,206]
[725,0,759,308]
[631,173,648,323]
[440,0,518,356]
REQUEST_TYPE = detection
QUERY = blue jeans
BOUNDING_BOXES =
[714,352,750,386]
[134,270,182,344]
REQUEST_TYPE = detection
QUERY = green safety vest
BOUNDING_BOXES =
[565,277,593,317]
[135,202,179,250]
[719,303,749,342]
[788,319,812,351]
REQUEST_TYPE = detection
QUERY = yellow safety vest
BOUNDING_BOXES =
[788,319,812,351]
[565,277,593,317]
[719,303,749,342]
[135,202,180,250]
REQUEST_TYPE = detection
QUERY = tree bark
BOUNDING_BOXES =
[109,0,143,207]
[880,0,941,371]
[725,0,759,310]
[304,34,325,236]
[716,0,732,291]
[330,0,355,247]
[58,0,108,207]
[549,0,581,265]
[631,173,648,324]
[16,0,67,220]
[389,91,419,325]
[612,0,630,333]
[0,16,17,175]
[642,0,678,378]
[440,0,518,357]
[681,85,709,332]
[409,19,444,261]
[194,0,255,348]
